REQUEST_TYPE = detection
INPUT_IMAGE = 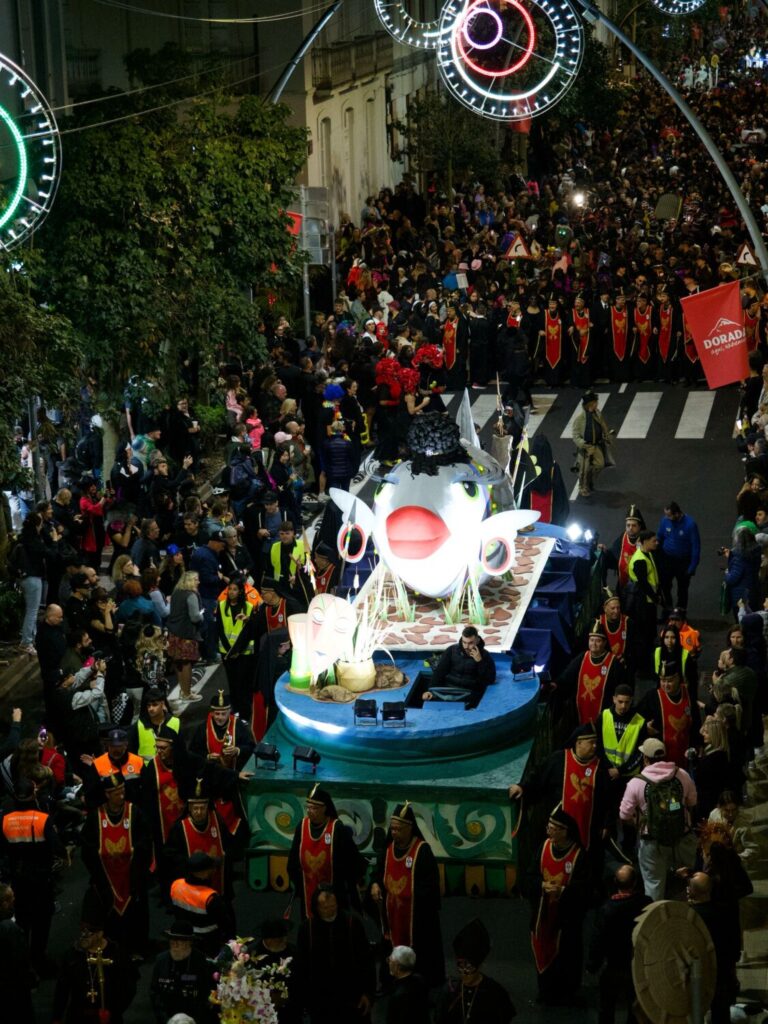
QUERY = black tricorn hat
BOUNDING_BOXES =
[163,919,196,941]
[453,917,491,966]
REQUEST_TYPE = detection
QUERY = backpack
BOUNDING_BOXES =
[642,770,686,845]
[75,434,94,468]
[7,539,28,580]
[228,461,250,500]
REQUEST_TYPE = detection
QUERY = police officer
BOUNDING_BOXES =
[0,778,63,975]
[169,851,235,956]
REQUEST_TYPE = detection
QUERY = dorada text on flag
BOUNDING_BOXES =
[702,317,745,353]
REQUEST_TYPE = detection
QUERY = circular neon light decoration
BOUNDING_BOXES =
[0,55,61,249]
[649,0,705,14]
[373,0,449,49]
[437,0,585,122]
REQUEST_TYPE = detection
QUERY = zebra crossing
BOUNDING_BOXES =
[456,385,730,445]
[346,384,737,509]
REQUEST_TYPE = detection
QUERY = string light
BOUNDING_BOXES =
[648,0,705,14]
[92,0,333,24]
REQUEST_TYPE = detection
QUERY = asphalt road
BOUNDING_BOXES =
[24,380,745,1023]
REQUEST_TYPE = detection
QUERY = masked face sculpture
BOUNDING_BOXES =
[330,414,539,598]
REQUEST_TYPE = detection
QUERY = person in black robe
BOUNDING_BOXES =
[246,917,301,1024]
[150,919,215,1024]
[435,918,516,1023]
[509,723,609,870]
[519,435,570,525]
[385,945,431,1024]
[525,806,590,1007]
[189,689,255,772]
[0,884,35,1021]
[287,785,367,916]
[297,884,376,1024]
[521,294,544,379]
[370,802,445,988]
[52,891,138,1024]
[80,773,152,960]
[467,303,492,387]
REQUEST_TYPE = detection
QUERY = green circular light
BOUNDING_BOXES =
[0,102,28,230]
[0,54,60,248]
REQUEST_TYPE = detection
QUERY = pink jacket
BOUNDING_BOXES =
[619,760,697,832]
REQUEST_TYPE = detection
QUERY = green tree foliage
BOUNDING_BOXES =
[42,84,308,401]
[396,91,504,197]
[0,256,83,485]
[545,32,624,130]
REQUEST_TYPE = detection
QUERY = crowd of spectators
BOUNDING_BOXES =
[2,10,768,1021]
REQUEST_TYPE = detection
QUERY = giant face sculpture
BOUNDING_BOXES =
[331,413,539,598]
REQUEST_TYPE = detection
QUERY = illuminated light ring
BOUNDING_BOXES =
[0,54,61,249]
[649,0,705,13]
[0,106,27,230]
[480,536,515,575]
[437,0,584,122]
[373,0,450,49]
[457,0,536,77]
[462,8,503,49]
[337,523,368,564]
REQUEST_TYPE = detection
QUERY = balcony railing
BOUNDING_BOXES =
[66,48,101,92]
[312,32,393,91]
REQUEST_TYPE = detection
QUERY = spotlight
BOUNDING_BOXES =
[354,698,378,726]
[254,742,280,770]
[381,701,406,726]
[292,746,321,773]
[584,529,594,542]
[572,191,586,208]
[566,523,583,541]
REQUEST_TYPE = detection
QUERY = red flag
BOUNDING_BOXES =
[680,281,749,389]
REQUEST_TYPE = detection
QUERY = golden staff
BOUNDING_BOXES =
[87,945,114,1021]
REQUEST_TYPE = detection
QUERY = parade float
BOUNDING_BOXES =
[245,406,596,896]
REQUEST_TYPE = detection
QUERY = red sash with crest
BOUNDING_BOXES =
[611,308,628,360]
[659,685,691,767]
[573,309,590,363]
[600,614,628,658]
[745,310,759,353]
[384,837,423,947]
[531,839,581,973]
[299,817,335,915]
[576,652,614,725]
[315,565,335,595]
[562,749,597,850]
[618,533,636,588]
[182,812,225,893]
[98,805,134,916]
[205,715,236,756]
[442,320,457,370]
[545,312,562,368]
[153,757,183,844]
[266,599,287,632]
[634,307,652,363]
[658,305,674,362]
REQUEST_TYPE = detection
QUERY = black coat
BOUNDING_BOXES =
[150,947,215,1024]
[430,639,496,707]
[587,890,651,973]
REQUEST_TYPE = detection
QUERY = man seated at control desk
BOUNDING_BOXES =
[423,626,496,708]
